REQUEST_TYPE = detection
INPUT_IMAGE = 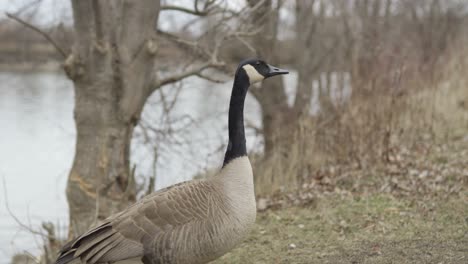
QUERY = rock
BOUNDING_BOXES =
[288,243,297,250]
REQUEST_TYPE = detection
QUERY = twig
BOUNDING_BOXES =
[235,34,257,54]
[153,1,266,89]
[196,72,227,83]
[155,61,224,88]
[12,0,42,17]
[160,5,209,16]
[147,148,157,195]
[161,0,216,16]
[5,12,67,58]
[162,82,183,115]
[2,177,50,239]
[157,29,212,60]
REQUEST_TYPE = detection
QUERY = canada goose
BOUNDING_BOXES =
[55,59,288,264]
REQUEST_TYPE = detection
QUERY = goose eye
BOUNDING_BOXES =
[256,61,260,65]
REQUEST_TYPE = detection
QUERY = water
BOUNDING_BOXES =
[0,71,264,262]
[0,72,73,262]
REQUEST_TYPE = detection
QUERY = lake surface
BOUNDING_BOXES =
[0,71,268,262]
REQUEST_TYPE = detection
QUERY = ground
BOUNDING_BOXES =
[214,194,467,264]
[213,139,468,264]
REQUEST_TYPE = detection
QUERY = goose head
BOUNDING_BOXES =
[237,58,289,85]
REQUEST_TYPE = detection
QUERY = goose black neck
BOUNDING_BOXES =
[223,69,250,166]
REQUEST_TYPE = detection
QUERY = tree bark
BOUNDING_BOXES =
[67,82,139,236]
[66,0,160,237]
[249,0,324,156]
[247,0,291,157]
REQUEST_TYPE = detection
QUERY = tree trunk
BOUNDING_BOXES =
[256,78,290,156]
[247,0,291,157]
[66,81,139,236]
[65,0,160,237]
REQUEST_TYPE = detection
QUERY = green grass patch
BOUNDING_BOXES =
[213,194,468,264]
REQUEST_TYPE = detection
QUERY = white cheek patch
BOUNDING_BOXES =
[242,64,264,84]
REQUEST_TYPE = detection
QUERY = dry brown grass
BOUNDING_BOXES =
[252,118,324,196]
[253,42,468,197]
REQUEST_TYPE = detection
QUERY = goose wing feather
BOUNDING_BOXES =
[56,179,220,264]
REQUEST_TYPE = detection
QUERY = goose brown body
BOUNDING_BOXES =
[56,59,288,264]
[56,157,255,264]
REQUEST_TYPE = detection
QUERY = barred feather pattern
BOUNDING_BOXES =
[55,157,256,264]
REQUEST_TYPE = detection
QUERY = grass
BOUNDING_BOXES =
[217,67,468,263]
[224,75,468,263]
[221,84,468,264]
[213,194,467,264]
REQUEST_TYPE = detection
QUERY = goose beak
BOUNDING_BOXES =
[266,64,289,77]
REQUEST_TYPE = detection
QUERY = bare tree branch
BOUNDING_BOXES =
[160,0,216,16]
[157,29,212,61]
[154,1,267,90]
[196,72,226,83]
[156,29,234,75]
[5,12,68,58]
[160,5,209,16]
[147,152,157,195]
[235,34,257,54]
[156,61,224,88]
[12,0,42,17]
